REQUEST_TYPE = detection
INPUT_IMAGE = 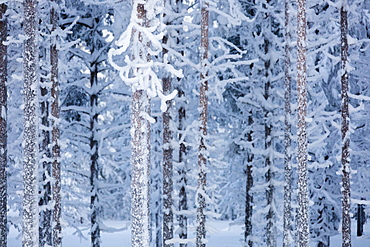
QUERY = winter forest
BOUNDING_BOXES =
[0,0,370,246]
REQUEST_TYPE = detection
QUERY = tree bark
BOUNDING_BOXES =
[297,0,309,245]
[197,0,209,246]
[90,65,101,247]
[283,0,293,245]
[178,89,188,247]
[245,115,253,247]
[0,4,7,247]
[50,1,61,246]
[162,24,174,247]
[340,2,351,247]
[131,2,151,246]
[23,0,40,246]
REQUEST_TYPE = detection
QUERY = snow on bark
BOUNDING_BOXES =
[340,1,351,247]
[23,0,40,246]
[50,1,61,245]
[177,88,188,247]
[296,0,309,245]
[90,65,101,247]
[197,0,209,246]
[0,4,7,247]
[131,89,151,247]
[162,37,174,247]
[245,115,253,247]
[283,0,293,246]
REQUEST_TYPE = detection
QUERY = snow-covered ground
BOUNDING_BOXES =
[8,220,370,246]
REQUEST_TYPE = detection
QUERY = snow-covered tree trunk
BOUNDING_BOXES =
[162,26,174,247]
[177,89,188,247]
[245,115,253,247]
[197,0,209,246]
[131,2,151,246]
[131,88,151,247]
[340,1,351,247]
[23,0,40,246]
[90,64,101,247]
[50,1,61,246]
[283,0,293,246]
[296,0,309,245]
[263,37,276,247]
[0,4,7,246]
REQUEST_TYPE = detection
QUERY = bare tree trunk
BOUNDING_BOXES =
[0,4,7,246]
[162,25,174,247]
[178,89,188,247]
[283,0,293,245]
[196,0,209,246]
[131,89,151,247]
[90,65,101,247]
[296,0,309,245]
[245,115,253,247]
[340,2,351,247]
[50,1,61,246]
[131,2,151,246]
[23,0,40,246]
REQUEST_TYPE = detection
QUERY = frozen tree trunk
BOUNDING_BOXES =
[296,0,309,245]
[245,115,253,247]
[263,38,276,247]
[90,65,101,247]
[197,0,209,246]
[50,1,61,246]
[283,0,293,246]
[0,4,7,247]
[178,89,188,247]
[162,29,174,247]
[131,89,151,247]
[340,2,351,247]
[356,201,365,237]
[131,2,151,246]
[23,0,40,246]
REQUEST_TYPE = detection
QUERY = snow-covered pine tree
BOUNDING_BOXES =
[296,0,309,245]
[0,4,7,246]
[23,0,40,246]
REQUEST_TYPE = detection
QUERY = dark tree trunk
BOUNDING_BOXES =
[162,29,174,247]
[340,2,351,247]
[50,1,61,245]
[197,0,209,246]
[0,4,7,246]
[90,65,100,247]
[245,115,253,247]
[357,201,365,237]
[178,89,188,247]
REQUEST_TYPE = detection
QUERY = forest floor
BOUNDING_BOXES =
[7,219,370,246]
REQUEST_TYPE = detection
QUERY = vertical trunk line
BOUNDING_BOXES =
[0,4,7,246]
[50,1,61,245]
[197,0,209,246]
[283,0,293,246]
[340,2,351,247]
[23,0,39,246]
[297,0,309,245]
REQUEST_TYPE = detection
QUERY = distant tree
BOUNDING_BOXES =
[0,4,7,246]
